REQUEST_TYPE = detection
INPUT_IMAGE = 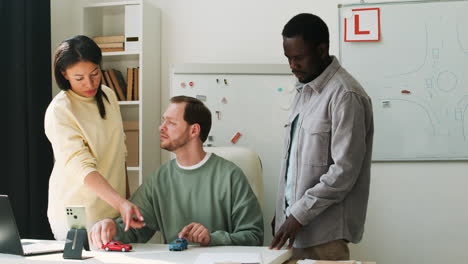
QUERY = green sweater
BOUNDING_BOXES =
[114,154,264,246]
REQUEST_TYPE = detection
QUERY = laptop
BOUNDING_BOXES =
[0,195,64,256]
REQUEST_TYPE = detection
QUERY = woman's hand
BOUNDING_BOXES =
[89,218,117,249]
[118,200,145,231]
[83,171,145,231]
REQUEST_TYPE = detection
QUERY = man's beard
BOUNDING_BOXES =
[160,137,189,152]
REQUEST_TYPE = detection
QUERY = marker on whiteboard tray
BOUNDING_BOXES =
[401,89,411,94]
[231,132,242,144]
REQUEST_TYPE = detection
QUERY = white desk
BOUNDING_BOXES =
[0,242,291,264]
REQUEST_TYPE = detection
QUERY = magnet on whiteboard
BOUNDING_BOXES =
[231,132,242,144]
[189,81,194,87]
[221,97,228,104]
[180,82,186,88]
[215,111,221,120]
[382,100,391,108]
[224,79,228,85]
[196,95,207,101]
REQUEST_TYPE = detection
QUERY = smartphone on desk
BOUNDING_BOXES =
[65,206,86,230]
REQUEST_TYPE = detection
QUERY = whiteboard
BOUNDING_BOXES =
[171,63,294,243]
[339,0,468,160]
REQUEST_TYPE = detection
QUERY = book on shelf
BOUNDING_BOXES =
[93,35,125,44]
[126,68,134,101]
[102,68,139,101]
[103,71,118,99]
[114,69,128,98]
[133,67,139,101]
[97,42,124,49]
[93,35,125,52]
[101,70,108,87]
[101,47,125,52]
[108,69,126,101]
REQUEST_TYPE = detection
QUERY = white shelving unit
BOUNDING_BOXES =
[81,0,161,193]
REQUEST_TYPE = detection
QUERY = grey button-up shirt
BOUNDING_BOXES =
[275,56,374,248]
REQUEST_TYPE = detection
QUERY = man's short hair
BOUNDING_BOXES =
[282,13,329,47]
[170,96,212,143]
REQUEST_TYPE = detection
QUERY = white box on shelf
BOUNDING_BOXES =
[125,4,141,52]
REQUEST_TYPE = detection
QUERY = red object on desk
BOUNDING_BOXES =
[101,241,132,252]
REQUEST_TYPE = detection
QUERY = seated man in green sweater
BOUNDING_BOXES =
[89,96,264,248]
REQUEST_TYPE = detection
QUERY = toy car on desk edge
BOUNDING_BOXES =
[101,241,132,252]
[169,238,188,251]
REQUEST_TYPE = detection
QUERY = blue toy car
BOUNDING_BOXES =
[169,238,188,251]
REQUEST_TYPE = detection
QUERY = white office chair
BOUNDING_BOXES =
[204,146,264,208]
[150,146,264,243]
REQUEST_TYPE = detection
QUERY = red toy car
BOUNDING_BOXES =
[101,241,132,252]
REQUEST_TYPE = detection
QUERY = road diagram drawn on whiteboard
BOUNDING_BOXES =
[377,15,468,142]
[340,2,468,159]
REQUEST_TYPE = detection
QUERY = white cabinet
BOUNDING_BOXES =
[81,0,161,193]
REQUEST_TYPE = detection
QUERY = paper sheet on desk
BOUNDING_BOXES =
[194,252,261,264]
[297,261,361,264]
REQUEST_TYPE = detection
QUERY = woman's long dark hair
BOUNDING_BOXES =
[53,35,109,119]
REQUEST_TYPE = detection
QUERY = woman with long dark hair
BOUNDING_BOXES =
[45,35,144,240]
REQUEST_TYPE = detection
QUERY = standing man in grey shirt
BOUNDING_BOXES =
[269,13,374,263]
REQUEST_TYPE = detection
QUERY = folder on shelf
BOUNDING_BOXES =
[125,5,141,52]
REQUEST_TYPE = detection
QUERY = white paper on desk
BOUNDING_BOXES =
[297,261,362,264]
[194,253,262,264]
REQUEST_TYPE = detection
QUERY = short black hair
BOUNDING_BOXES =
[282,13,329,46]
[170,96,212,143]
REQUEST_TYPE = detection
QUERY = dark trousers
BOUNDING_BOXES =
[284,239,350,264]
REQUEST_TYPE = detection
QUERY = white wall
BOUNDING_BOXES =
[51,0,468,263]
[51,0,80,96]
